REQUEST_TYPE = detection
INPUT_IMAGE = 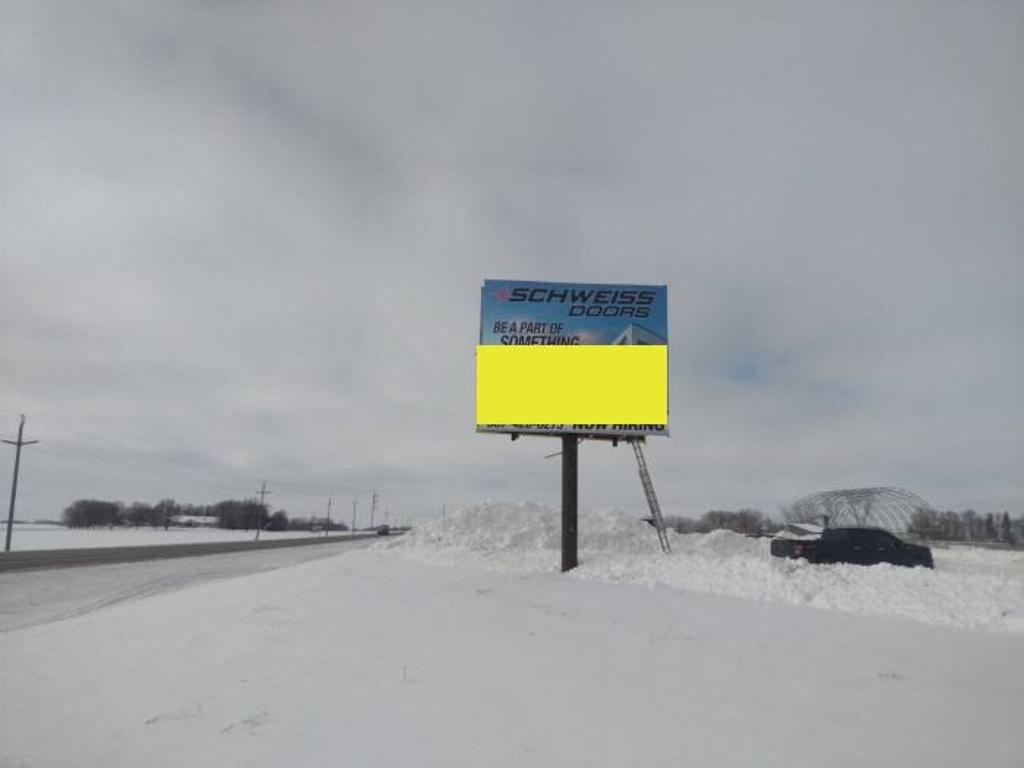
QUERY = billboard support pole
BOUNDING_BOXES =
[561,434,578,572]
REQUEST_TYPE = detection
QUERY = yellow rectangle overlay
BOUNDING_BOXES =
[476,345,668,425]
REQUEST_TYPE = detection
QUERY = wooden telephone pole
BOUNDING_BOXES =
[254,481,270,540]
[4,415,39,552]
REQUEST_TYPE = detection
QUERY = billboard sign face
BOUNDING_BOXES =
[476,279,669,438]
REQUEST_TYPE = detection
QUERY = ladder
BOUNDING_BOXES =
[630,439,671,554]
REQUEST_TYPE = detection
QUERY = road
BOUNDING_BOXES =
[0,532,386,572]
[0,536,377,632]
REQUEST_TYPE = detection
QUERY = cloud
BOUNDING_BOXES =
[2,0,1021,522]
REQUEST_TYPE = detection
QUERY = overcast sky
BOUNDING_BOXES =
[2,0,1021,524]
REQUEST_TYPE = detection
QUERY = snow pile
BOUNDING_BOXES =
[584,542,1024,633]
[385,503,1024,633]
[393,501,661,554]
[670,528,768,559]
[385,502,661,571]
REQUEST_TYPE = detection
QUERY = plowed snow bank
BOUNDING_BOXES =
[393,502,662,555]
[386,503,1024,633]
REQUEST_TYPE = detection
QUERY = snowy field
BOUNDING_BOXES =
[2,504,1022,767]
[5,523,341,551]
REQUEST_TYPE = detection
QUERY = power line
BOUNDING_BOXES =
[5,419,379,525]
[32,443,253,499]
[30,437,255,493]
[11,415,264,494]
[4,415,39,552]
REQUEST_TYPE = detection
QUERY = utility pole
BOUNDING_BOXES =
[351,498,358,534]
[254,481,270,541]
[3,415,39,552]
[370,491,378,528]
[325,496,333,537]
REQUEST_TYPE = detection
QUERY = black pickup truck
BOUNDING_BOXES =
[771,527,933,568]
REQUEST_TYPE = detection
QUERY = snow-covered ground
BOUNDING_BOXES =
[5,523,341,550]
[388,503,1024,634]
[2,504,1022,767]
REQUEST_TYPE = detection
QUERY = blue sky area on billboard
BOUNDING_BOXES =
[480,280,668,345]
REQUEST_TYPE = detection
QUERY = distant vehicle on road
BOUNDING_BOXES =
[375,525,390,536]
[771,527,933,568]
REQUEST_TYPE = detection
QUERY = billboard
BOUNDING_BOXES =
[476,279,669,438]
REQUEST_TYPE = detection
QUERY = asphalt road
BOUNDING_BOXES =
[0,535,380,632]
[0,532,392,572]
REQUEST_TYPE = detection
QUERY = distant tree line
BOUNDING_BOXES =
[659,506,1022,545]
[909,509,1020,545]
[60,498,349,533]
[664,509,779,535]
